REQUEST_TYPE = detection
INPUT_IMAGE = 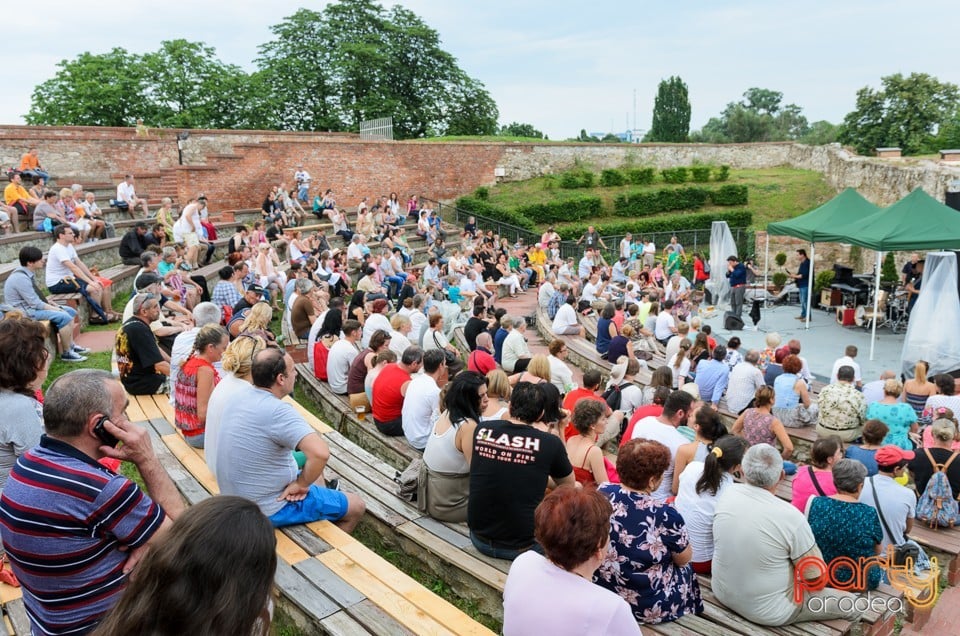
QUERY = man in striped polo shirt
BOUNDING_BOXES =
[0,369,184,635]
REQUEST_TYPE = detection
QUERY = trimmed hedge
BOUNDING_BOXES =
[516,196,602,223]
[455,196,535,229]
[715,165,731,181]
[558,170,595,189]
[624,167,656,185]
[555,210,753,240]
[474,186,489,200]
[599,169,627,187]
[614,186,749,217]
[661,167,689,184]
[710,184,749,206]
[690,166,712,182]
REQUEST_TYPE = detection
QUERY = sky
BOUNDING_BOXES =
[7,0,960,140]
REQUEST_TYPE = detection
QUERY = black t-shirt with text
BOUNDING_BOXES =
[115,318,165,394]
[468,420,573,549]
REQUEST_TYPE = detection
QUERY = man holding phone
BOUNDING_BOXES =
[0,369,183,635]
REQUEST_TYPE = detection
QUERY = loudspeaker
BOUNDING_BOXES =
[724,312,744,331]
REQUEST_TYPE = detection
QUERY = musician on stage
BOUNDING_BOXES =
[901,253,920,285]
[790,249,811,321]
[905,259,924,314]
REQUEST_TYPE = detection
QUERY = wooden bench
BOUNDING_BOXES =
[289,361,901,636]
[123,393,495,636]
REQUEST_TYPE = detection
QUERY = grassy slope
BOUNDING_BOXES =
[481,167,836,232]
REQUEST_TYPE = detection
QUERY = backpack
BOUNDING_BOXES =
[313,340,330,381]
[916,449,960,528]
[601,382,631,411]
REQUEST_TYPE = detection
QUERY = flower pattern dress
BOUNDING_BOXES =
[595,484,703,624]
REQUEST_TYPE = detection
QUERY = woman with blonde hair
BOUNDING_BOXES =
[206,333,266,475]
[240,302,277,346]
[514,354,551,385]
[482,369,512,420]
[758,331,781,371]
[668,339,691,388]
[155,197,176,241]
[903,360,937,417]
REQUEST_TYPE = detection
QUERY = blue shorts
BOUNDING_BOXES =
[268,484,348,528]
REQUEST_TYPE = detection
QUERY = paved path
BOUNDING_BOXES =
[75,329,118,353]
[902,584,960,634]
[494,288,584,388]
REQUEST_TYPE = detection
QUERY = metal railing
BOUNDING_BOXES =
[421,196,754,263]
[360,117,394,141]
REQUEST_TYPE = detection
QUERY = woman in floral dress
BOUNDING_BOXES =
[596,438,703,624]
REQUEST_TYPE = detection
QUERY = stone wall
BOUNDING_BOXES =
[3,124,959,222]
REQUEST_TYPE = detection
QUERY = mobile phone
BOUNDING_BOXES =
[94,415,120,448]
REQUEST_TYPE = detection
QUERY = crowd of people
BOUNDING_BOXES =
[0,155,957,635]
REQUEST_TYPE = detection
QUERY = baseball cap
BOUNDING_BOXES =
[135,273,161,290]
[246,283,265,295]
[874,445,915,468]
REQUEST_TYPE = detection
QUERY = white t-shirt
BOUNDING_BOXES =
[548,355,575,394]
[619,238,631,259]
[502,329,530,374]
[45,242,78,287]
[347,242,363,261]
[503,551,640,636]
[204,372,249,477]
[422,328,449,352]
[859,474,916,548]
[117,181,137,203]
[402,374,440,450]
[713,483,819,626]
[619,384,644,418]
[326,339,360,394]
[306,310,328,367]
[830,355,862,384]
[629,417,687,501]
[674,461,733,562]
[581,281,600,303]
[538,281,555,308]
[654,312,676,341]
[361,312,392,348]
[552,303,579,334]
[668,354,692,388]
[664,335,685,364]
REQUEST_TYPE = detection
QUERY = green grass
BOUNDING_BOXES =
[481,166,835,232]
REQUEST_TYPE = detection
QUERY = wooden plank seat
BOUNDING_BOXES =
[580,313,667,367]
[124,393,494,636]
[295,362,419,472]
[288,362,898,636]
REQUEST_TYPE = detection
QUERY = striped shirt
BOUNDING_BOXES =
[0,436,165,635]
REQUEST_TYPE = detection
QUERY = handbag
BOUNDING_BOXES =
[870,476,921,567]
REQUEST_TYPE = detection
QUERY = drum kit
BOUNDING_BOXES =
[835,286,910,333]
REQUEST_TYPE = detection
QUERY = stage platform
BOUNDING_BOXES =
[705,301,908,383]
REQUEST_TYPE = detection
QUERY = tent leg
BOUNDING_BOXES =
[805,243,814,330]
[870,251,882,361]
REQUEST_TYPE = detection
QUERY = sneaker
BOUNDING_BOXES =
[61,351,88,363]
[325,478,341,491]
[72,344,91,354]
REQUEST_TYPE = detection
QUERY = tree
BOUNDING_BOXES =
[26,49,148,127]
[689,87,810,143]
[498,122,544,138]
[801,120,840,146]
[839,73,960,155]
[255,0,497,137]
[141,40,253,129]
[646,76,691,142]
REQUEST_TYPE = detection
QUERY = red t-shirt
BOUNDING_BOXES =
[621,404,665,447]
[371,363,410,422]
[562,388,607,440]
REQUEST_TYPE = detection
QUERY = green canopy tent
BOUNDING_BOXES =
[833,188,960,359]
[765,188,882,331]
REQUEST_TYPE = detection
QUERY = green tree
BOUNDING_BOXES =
[498,122,544,138]
[255,0,497,137]
[647,76,691,142]
[689,87,810,143]
[141,40,253,129]
[26,48,148,126]
[839,73,960,155]
[801,120,840,145]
